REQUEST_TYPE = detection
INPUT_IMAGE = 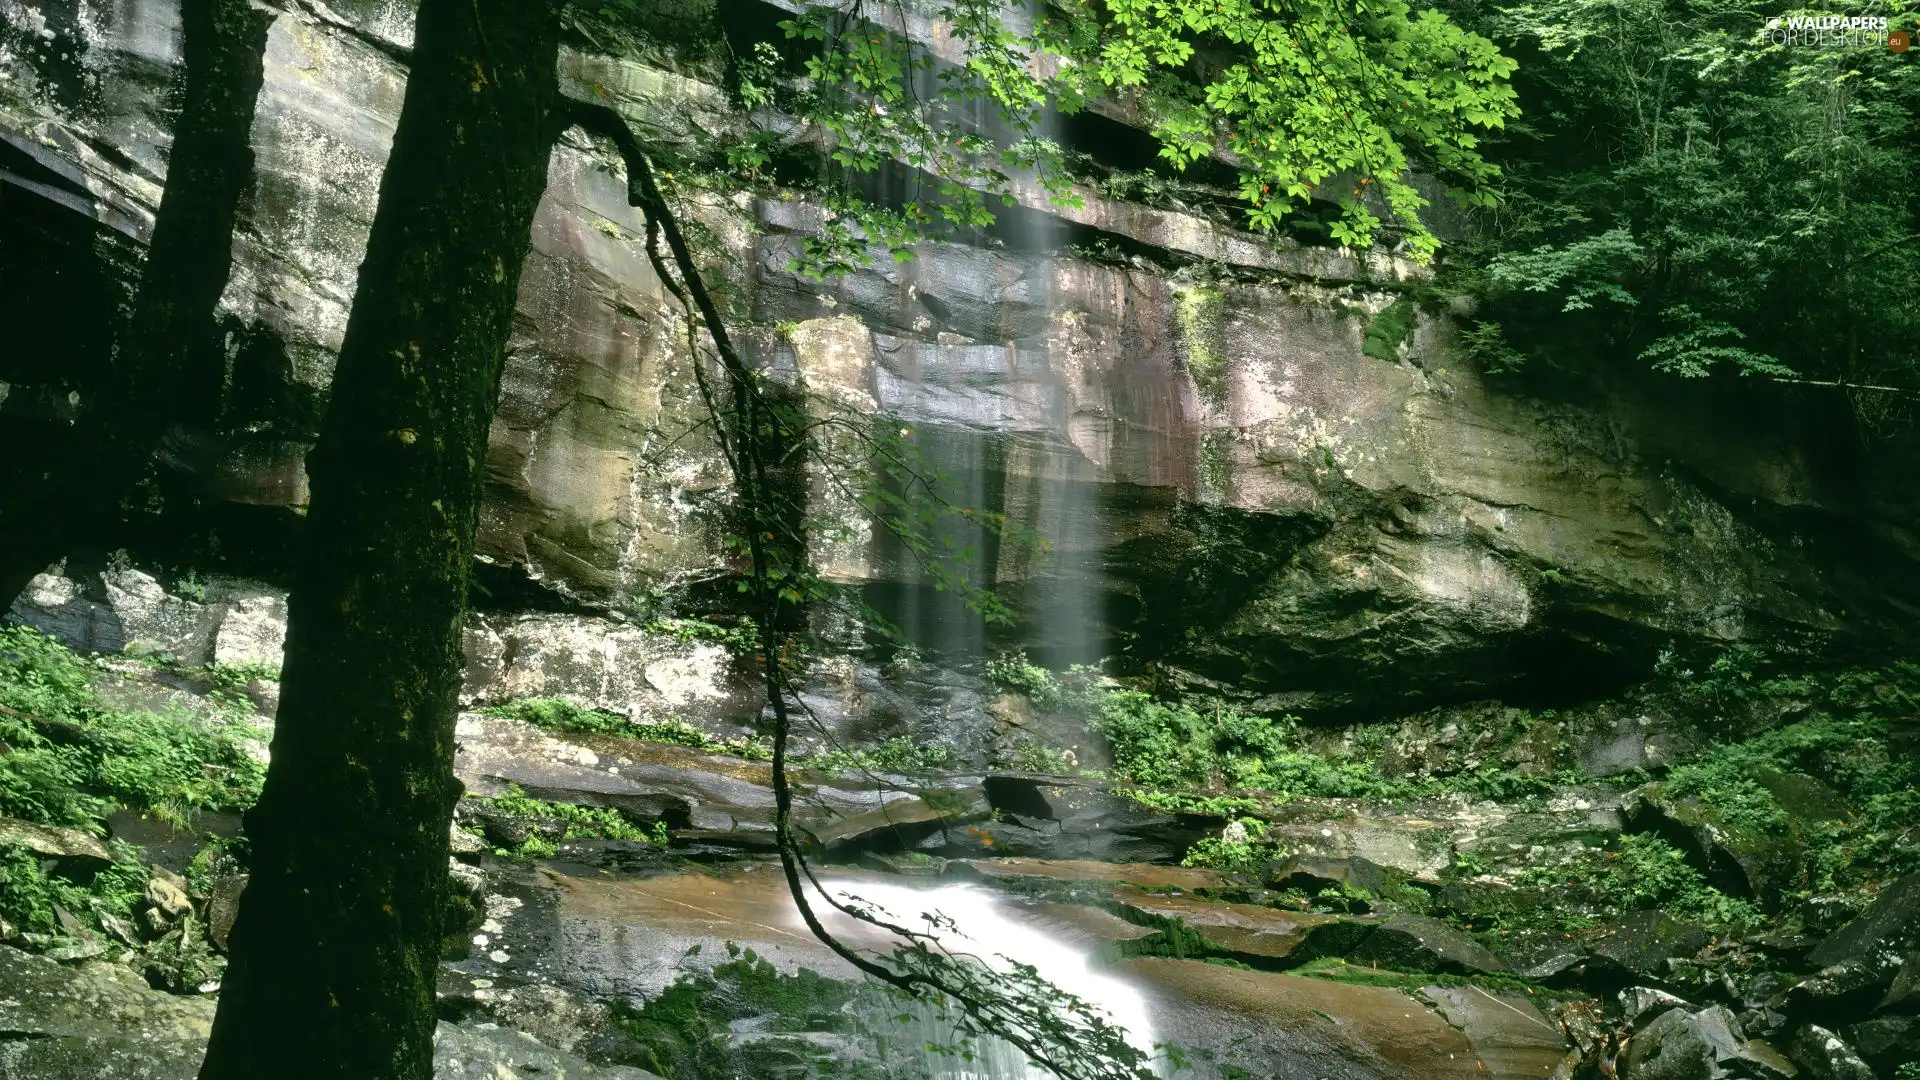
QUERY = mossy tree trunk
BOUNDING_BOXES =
[0,0,271,606]
[195,1,561,1076]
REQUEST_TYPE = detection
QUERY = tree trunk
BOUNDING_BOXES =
[195,0,561,1076]
[0,0,271,605]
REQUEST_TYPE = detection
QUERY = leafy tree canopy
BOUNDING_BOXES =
[653,0,1519,266]
[1443,0,1919,412]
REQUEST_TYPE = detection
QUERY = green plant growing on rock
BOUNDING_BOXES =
[1361,296,1417,362]
[985,653,1067,709]
[463,784,660,860]
[808,736,952,776]
[643,615,760,655]
[1511,834,1760,933]
[0,626,266,829]
[1173,284,1229,400]
[1181,819,1284,871]
[484,698,774,761]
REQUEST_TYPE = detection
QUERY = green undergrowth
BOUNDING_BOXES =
[808,735,952,775]
[464,783,667,860]
[990,650,1918,932]
[1,627,266,829]
[985,654,1593,808]
[1475,833,1761,938]
[0,626,263,977]
[482,698,774,761]
[487,697,953,775]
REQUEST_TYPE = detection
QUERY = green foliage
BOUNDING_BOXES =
[484,698,774,761]
[1045,0,1519,258]
[1657,665,1920,890]
[1361,296,1417,362]
[1450,0,1920,407]
[466,784,664,860]
[1511,833,1761,931]
[202,661,280,693]
[0,841,146,937]
[643,616,760,655]
[710,0,1517,275]
[1180,820,1285,871]
[989,653,1590,805]
[0,627,265,829]
[807,736,952,776]
[985,653,1066,709]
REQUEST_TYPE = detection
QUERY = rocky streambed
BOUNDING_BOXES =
[2,621,1913,1080]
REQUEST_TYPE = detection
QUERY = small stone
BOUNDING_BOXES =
[1620,985,1688,1030]
[146,868,192,919]
[449,823,487,855]
[98,913,141,948]
[488,950,510,964]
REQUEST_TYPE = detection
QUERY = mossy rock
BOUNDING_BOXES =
[1347,915,1509,976]
[1628,780,1810,905]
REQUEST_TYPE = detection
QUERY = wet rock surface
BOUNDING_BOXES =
[6,0,1918,720]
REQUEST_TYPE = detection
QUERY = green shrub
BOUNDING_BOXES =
[808,736,951,775]
[466,784,666,860]
[1511,834,1760,932]
[984,653,1065,709]
[1180,820,1285,871]
[485,698,773,761]
[0,627,267,952]
[0,627,265,828]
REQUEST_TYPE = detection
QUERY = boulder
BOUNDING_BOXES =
[1622,985,1692,1029]
[1805,872,1920,990]
[1264,853,1401,896]
[1787,1026,1873,1080]
[0,944,214,1078]
[1884,952,1919,1012]
[0,817,114,868]
[1787,959,1889,1020]
[210,593,287,668]
[975,773,1224,863]
[1842,1015,1919,1076]
[1623,1005,1793,1080]
[1577,911,1712,984]
[1627,783,1803,904]
[1347,914,1508,975]
[7,573,123,654]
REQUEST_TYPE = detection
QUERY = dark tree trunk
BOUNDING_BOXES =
[0,0,271,605]
[193,1,561,1077]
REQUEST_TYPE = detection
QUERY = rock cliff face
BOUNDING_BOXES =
[4,0,1916,720]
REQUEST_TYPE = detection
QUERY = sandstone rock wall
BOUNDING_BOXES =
[3,0,1914,716]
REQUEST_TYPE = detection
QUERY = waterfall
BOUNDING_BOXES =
[824,881,1163,1079]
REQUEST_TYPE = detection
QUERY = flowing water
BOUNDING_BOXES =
[822,880,1165,1079]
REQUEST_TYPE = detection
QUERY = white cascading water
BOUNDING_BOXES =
[823,881,1163,1079]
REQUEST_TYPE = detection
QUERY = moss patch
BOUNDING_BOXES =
[1173,284,1229,402]
[1361,296,1416,362]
